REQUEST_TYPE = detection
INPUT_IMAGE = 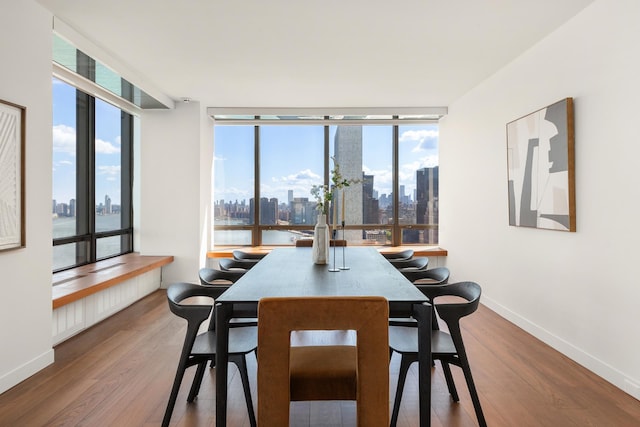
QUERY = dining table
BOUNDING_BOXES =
[215,246,433,426]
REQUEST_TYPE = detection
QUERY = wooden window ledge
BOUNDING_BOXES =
[207,246,447,259]
[52,253,174,309]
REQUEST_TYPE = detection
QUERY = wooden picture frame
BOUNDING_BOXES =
[507,98,575,232]
[0,99,26,251]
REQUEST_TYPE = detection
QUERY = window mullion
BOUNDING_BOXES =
[392,124,400,246]
[253,122,261,246]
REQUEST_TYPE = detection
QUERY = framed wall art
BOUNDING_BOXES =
[506,97,575,232]
[0,98,26,251]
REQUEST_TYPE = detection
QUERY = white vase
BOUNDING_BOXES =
[312,214,330,264]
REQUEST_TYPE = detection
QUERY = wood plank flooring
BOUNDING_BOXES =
[0,289,638,426]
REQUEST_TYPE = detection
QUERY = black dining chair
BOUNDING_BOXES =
[218,258,258,272]
[400,266,450,285]
[381,249,414,260]
[388,281,486,427]
[163,282,257,427]
[390,267,450,329]
[232,249,267,260]
[198,267,245,286]
[388,256,429,271]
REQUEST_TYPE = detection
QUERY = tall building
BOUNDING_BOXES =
[362,173,378,224]
[69,199,76,217]
[105,195,111,214]
[333,126,364,241]
[416,166,439,243]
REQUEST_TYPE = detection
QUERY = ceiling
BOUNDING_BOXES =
[37,0,594,109]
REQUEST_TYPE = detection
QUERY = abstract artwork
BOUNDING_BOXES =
[507,98,575,232]
[0,99,25,251]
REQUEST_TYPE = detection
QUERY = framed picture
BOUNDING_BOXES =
[0,99,26,251]
[506,98,575,232]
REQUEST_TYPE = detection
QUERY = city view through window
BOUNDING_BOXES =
[213,123,439,246]
[52,77,130,271]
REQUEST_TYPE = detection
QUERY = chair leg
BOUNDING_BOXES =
[439,359,459,402]
[162,360,189,427]
[390,353,416,427]
[187,361,208,402]
[231,354,257,427]
[459,356,487,427]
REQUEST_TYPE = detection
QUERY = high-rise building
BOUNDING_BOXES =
[416,166,439,243]
[334,126,364,240]
[69,199,76,217]
[362,173,378,224]
[105,195,111,214]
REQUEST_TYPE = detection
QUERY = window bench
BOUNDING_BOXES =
[52,253,173,344]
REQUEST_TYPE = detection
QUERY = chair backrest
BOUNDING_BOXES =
[401,266,450,287]
[330,239,347,247]
[295,239,313,247]
[389,256,429,270]
[167,282,221,338]
[422,281,481,332]
[198,267,245,286]
[381,249,414,260]
[257,296,389,427]
[218,258,257,271]
[232,249,267,260]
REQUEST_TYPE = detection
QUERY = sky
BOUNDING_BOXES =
[213,123,439,204]
[52,78,123,206]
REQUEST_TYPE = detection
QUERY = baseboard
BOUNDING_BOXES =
[0,348,54,395]
[482,295,640,401]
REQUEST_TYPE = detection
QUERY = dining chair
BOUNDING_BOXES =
[232,249,267,260]
[163,282,257,427]
[388,256,429,271]
[198,267,245,286]
[400,266,450,286]
[330,239,347,246]
[295,239,313,247]
[381,249,414,260]
[218,257,258,272]
[257,296,390,427]
[390,267,450,329]
[388,281,487,427]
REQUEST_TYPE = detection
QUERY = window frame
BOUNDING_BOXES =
[213,116,440,248]
[52,50,135,273]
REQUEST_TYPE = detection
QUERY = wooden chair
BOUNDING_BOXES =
[257,296,389,427]
[294,239,313,247]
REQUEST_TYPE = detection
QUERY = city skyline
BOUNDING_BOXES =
[214,124,439,207]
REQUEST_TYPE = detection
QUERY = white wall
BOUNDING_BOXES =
[139,101,202,285]
[440,0,640,399]
[0,1,54,394]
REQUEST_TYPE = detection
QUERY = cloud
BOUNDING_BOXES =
[59,160,73,166]
[96,138,121,154]
[97,165,121,176]
[400,129,439,152]
[53,124,76,154]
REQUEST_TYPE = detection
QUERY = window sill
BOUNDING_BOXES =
[52,253,174,309]
[206,246,447,259]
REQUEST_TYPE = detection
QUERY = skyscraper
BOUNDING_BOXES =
[333,126,363,241]
[416,166,439,243]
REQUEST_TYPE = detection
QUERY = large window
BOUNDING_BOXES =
[213,115,440,247]
[52,77,133,272]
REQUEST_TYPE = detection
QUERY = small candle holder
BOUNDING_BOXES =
[339,221,349,270]
[328,225,340,272]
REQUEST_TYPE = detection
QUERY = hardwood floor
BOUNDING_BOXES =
[0,289,638,426]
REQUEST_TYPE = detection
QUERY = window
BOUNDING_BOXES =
[52,66,134,272]
[212,114,441,247]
